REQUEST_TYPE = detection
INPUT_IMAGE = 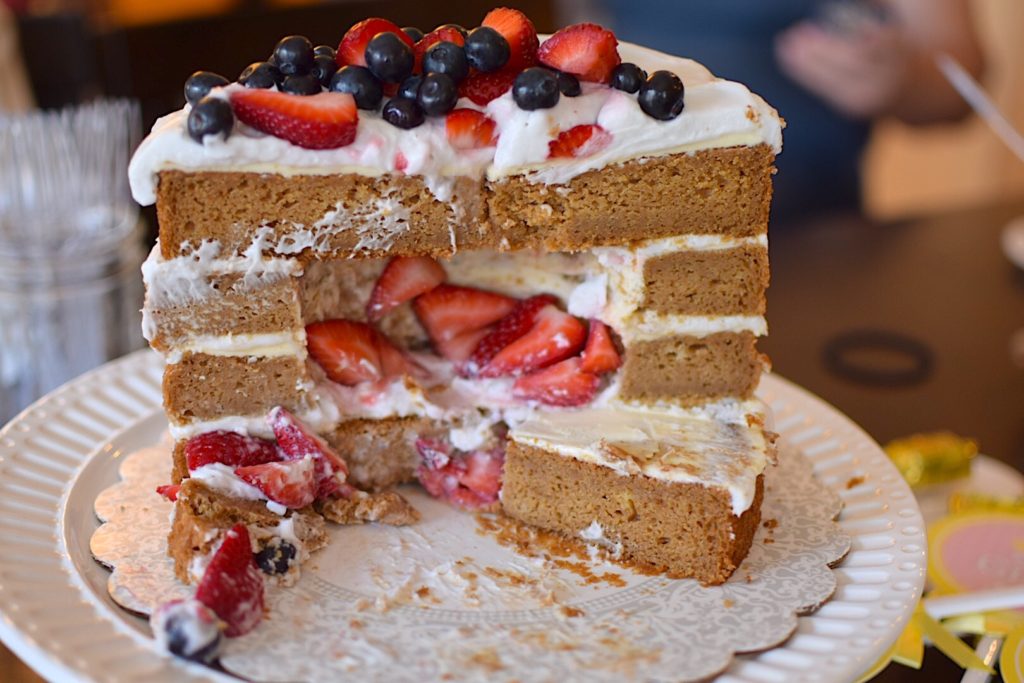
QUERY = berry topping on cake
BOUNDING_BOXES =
[512,357,601,406]
[329,65,383,110]
[273,35,315,76]
[382,96,424,129]
[548,124,612,159]
[254,539,298,575]
[638,70,686,121]
[413,284,517,353]
[268,406,349,499]
[401,26,425,43]
[279,73,321,96]
[306,319,382,385]
[336,18,412,68]
[445,109,498,149]
[230,89,357,149]
[238,61,281,89]
[187,97,234,144]
[464,26,510,73]
[538,23,620,84]
[459,68,518,105]
[367,255,447,321]
[185,431,282,471]
[415,26,467,71]
[556,71,581,97]
[467,294,559,373]
[150,599,223,663]
[482,7,538,71]
[513,67,560,110]
[396,74,423,100]
[417,72,459,116]
[235,457,317,509]
[579,320,622,374]
[156,484,180,502]
[415,438,504,510]
[311,54,338,87]
[364,31,415,84]
[195,524,265,637]
[314,44,336,59]
[184,71,229,106]
[610,62,646,94]
[422,41,469,83]
[479,305,587,378]
[436,327,492,364]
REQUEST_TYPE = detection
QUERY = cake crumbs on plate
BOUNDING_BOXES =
[846,475,866,489]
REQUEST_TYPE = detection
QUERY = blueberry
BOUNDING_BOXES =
[239,61,281,89]
[364,32,414,83]
[152,600,222,663]
[423,41,469,83]
[187,97,233,143]
[382,97,424,129]
[273,35,315,76]
[638,70,685,120]
[313,44,336,59]
[435,23,468,39]
[557,71,581,97]
[311,54,338,87]
[464,26,509,72]
[402,26,425,43]
[330,65,383,110]
[512,67,560,110]
[610,62,647,94]
[397,74,423,101]
[184,71,229,106]
[254,539,297,575]
[417,72,458,116]
[280,73,321,95]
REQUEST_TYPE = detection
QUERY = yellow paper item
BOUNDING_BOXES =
[884,432,977,486]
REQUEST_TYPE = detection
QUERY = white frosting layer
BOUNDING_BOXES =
[166,330,307,363]
[189,462,267,501]
[128,41,781,206]
[510,398,770,515]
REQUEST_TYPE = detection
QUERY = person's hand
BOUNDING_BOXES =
[774,20,915,120]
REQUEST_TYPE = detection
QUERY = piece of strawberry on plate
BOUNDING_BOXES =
[195,524,265,637]
[415,437,505,510]
[268,406,349,500]
[230,90,358,150]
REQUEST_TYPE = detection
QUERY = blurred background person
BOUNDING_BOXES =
[587,0,984,222]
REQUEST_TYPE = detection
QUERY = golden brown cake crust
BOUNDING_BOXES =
[500,442,764,585]
[642,244,769,315]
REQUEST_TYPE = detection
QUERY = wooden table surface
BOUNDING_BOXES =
[3,202,1022,682]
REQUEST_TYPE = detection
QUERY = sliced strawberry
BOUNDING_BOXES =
[156,484,180,502]
[458,68,518,105]
[415,438,504,510]
[580,320,622,374]
[337,18,412,68]
[445,109,498,150]
[184,431,282,472]
[195,524,264,637]
[482,7,539,70]
[267,406,349,499]
[367,256,446,322]
[414,26,466,71]
[306,319,382,386]
[376,332,426,380]
[467,294,558,374]
[413,284,517,346]
[548,124,612,159]
[436,326,492,365]
[538,23,620,83]
[235,457,316,509]
[479,305,586,378]
[512,357,601,407]
[230,90,358,150]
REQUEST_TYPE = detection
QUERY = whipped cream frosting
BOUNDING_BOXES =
[128,41,782,205]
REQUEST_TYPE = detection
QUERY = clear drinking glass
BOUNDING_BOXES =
[0,99,144,425]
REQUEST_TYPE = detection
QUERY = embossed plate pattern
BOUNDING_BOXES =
[0,350,925,682]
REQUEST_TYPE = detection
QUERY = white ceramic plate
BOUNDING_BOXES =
[0,350,925,682]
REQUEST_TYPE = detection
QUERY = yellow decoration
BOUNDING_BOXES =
[884,432,977,486]
[927,512,1024,595]
[949,491,1024,514]
[1002,622,1024,683]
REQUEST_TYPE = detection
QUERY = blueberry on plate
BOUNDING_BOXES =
[254,539,298,575]
[423,41,469,83]
[184,71,229,106]
[557,71,581,97]
[280,73,321,95]
[417,72,458,115]
[512,67,560,110]
[464,26,509,73]
[402,26,425,43]
[187,96,233,143]
[397,74,424,101]
[313,44,336,59]
[330,65,383,110]
[364,32,414,83]
[638,70,685,120]
[610,62,647,94]
[382,97,425,129]
[150,599,223,663]
[238,61,281,89]
[273,35,315,76]
[312,54,338,87]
